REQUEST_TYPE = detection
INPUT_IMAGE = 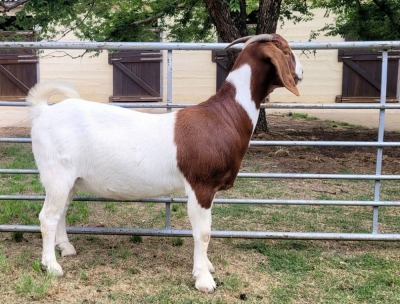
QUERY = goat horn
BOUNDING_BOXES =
[242,34,274,49]
[224,35,254,50]
[224,34,275,50]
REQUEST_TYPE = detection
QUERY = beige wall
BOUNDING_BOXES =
[164,50,216,103]
[39,33,113,102]
[40,51,113,102]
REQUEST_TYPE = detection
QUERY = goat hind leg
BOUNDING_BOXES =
[40,186,71,276]
[56,190,77,257]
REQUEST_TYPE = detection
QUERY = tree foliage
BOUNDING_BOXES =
[1,1,399,42]
[312,0,400,40]
[0,0,313,43]
[0,0,207,42]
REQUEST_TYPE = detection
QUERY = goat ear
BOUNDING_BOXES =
[262,44,300,96]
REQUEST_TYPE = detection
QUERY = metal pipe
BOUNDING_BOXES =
[0,169,38,174]
[0,41,400,51]
[238,173,400,180]
[2,169,400,180]
[372,51,389,234]
[249,140,400,147]
[1,169,400,180]
[3,101,400,110]
[264,103,400,110]
[0,138,32,143]
[3,137,400,147]
[1,224,400,241]
[164,50,173,229]
[1,194,400,207]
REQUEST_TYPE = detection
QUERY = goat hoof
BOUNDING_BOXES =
[41,261,64,277]
[58,243,77,257]
[195,271,216,294]
[207,259,215,273]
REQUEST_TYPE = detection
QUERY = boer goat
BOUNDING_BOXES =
[28,34,302,293]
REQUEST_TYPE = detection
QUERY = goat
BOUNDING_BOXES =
[28,34,302,293]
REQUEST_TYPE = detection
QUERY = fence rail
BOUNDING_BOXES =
[1,40,400,51]
[0,40,399,240]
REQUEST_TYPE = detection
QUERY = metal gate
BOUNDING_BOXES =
[1,40,400,241]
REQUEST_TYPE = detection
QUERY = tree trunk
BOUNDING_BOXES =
[203,0,241,42]
[203,0,246,71]
[253,0,283,134]
[204,0,283,133]
[257,0,282,34]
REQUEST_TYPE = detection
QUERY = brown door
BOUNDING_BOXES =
[0,31,38,101]
[108,50,162,102]
[211,50,229,91]
[337,49,400,103]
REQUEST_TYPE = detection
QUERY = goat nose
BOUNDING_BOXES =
[297,70,303,82]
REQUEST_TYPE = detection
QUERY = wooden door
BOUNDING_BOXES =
[108,50,162,102]
[337,50,400,103]
[0,31,38,101]
[211,50,229,91]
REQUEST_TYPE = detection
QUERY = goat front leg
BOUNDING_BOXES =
[55,190,77,257]
[187,187,216,293]
[40,186,70,276]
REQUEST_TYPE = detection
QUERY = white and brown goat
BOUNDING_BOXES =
[28,34,302,293]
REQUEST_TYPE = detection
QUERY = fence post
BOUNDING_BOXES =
[372,50,389,234]
[165,49,173,230]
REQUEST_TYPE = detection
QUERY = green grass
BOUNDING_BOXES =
[323,119,364,129]
[67,201,90,225]
[0,143,42,227]
[289,112,364,129]
[0,247,8,273]
[239,240,321,273]
[290,112,319,121]
[130,235,143,243]
[170,237,184,247]
[14,273,54,300]
[238,240,400,303]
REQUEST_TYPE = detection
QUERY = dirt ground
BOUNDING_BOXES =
[1,112,400,176]
[251,113,400,176]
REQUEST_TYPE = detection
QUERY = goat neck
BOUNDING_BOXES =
[228,48,273,109]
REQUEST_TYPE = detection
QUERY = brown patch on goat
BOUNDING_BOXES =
[174,83,253,209]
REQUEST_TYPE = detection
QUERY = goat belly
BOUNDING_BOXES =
[31,99,185,200]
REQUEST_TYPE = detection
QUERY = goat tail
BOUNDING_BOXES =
[28,81,80,120]
[27,81,80,106]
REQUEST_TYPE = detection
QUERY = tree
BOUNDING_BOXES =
[312,0,400,40]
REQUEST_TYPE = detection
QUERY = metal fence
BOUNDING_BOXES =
[1,40,400,241]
